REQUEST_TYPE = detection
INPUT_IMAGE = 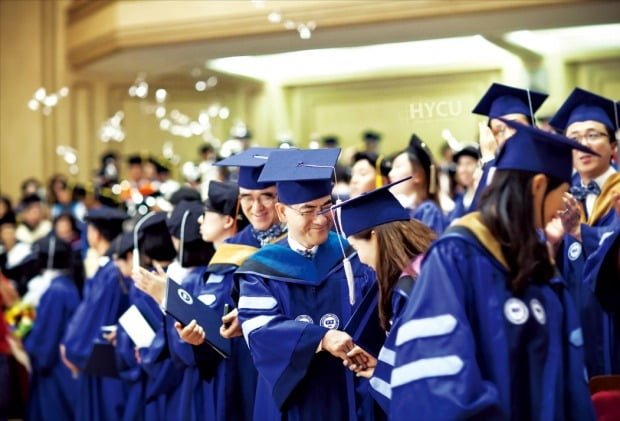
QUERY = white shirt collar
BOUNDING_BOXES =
[586,166,616,190]
[287,236,318,258]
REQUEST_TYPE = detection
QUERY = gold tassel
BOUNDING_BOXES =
[375,155,384,188]
[429,164,437,194]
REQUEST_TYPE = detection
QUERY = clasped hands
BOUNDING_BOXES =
[320,330,377,378]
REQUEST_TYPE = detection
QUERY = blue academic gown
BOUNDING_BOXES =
[24,273,80,421]
[191,224,264,421]
[560,171,620,377]
[410,200,446,235]
[163,265,219,421]
[115,281,167,421]
[470,157,495,211]
[447,191,474,224]
[580,225,620,377]
[236,232,377,421]
[390,217,595,420]
[367,275,414,416]
[62,258,130,421]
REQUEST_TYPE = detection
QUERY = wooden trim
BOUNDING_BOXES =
[68,0,113,25]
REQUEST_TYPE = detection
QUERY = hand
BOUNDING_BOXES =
[478,122,498,162]
[59,344,80,377]
[102,329,117,347]
[559,193,582,242]
[320,330,367,369]
[175,320,205,346]
[220,308,242,338]
[132,264,167,304]
[134,346,142,364]
[343,345,377,378]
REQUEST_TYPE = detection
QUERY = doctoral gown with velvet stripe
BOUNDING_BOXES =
[24,274,80,421]
[236,232,376,421]
[390,214,594,420]
[61,258,130,421]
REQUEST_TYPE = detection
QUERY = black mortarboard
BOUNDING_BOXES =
[258,148,339,205]
[363,130,381,143]
[352,151,391,177]
[169,187,201,206]
[496,118,598,183]
[85,206,128,241]
[203,181,239,218]
[33,234,72,270]
[472,82,548,121]
[549,87,620,132]
[166,200,213,267]
[106,232,134,259]
[214,147,278,190]
[149,156,171,174]
[452,146,481,163]
[133,212,177,263]
[20,194,43,209]
[322,136,340,147]
[127,154,143,165]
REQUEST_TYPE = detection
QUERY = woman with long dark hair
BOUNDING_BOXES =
[328,179,436,415]
[388,134,446,234]
[387,120,596,420]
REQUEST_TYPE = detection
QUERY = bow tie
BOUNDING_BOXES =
[569,181,601,201]
[296,249,315,259]
[252,223,286,246]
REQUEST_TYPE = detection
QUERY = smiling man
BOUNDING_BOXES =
[549,87,620,379]
[235,148,377,420]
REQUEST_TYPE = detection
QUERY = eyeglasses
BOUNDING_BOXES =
[285,202,333,219]
[568,131,609,144]
[239,193,276,207]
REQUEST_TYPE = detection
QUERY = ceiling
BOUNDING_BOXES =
[75,0,620,85]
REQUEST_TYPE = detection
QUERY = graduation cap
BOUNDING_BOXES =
[322,136,339,147]
[94,185,123,209]
[214,147,279,190]
[19,194,43,209]
[407,134,438,194]
[127,154,143,165]
[106,231,134,259]
[33,234,72,270]
[363,130,381,143]
[472,82,548,121]
[453,145,480,163]
[258,148,340,205]
[132,212,177,266]
[496,118,599,183]
[169,187,201,206]
[203,181,239,218]
[167,200,214,267]
[327,178,411,238]
[548,87,620,132]
[84,206,128,241]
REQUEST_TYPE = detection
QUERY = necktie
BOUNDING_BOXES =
[569,181,601,202]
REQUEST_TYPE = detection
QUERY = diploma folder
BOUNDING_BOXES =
[163,279,231,358]
[343,282,384,358]
[83,341,119,378]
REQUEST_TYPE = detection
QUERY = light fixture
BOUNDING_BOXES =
[27,86,69,115]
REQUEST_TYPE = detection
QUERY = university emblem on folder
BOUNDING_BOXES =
[178,288,194,305]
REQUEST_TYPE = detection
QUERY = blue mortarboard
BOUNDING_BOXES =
[85,206,128,240]
[326,178,411,237]
[204,181,239,218]
[472,83,548,120]
[548,87,620,132]
[106,232,133,259]
[133,212,177,262]
[495,118,598,183]
[214,147,279,190]
[169,187,201,206]
[258,148,340,205]
[166,200,203,243]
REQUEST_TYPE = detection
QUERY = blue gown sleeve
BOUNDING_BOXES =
[410,202,446,235]
[237,273,329,409]
[390,241,503,420]
[25,283,75,373]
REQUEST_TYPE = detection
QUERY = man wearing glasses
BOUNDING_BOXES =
[176,147,287,420]
[549,88,620,379]
[236,148,377,420]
